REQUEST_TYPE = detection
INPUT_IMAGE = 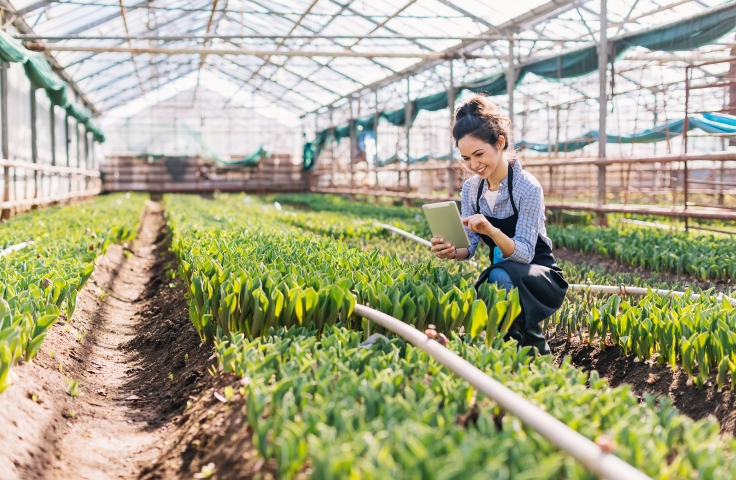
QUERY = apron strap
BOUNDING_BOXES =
[507,163,518,216]
[475,162,519,216]
[475,178,485,215]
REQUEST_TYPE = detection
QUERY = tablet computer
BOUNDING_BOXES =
[422,201,470,249]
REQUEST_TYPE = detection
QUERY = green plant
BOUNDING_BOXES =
[66,377,80,397]
[0,194,145,394]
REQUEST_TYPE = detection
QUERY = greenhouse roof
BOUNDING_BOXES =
[3,0,735,121]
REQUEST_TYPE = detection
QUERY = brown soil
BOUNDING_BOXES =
[551,336,736,436]
[555,246,733,292]
[0,201,265,480]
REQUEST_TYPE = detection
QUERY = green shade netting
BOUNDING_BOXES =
[303,141,316,170]
[66,102,93,122]
[308,4,736,167]
[355,117,375,131]
[0,30,27,63]
[213,146,268,168]
[0,30,106,142]
[381,104,419,127]
[516,113,736,152]
[616,2,736,51]
[414,91,449,112]
[24,51,68,107]
[85,120,106,143]
[334,123,351,141]
[463,71,508,96]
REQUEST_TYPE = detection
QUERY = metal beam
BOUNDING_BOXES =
[215,57,323,109]
[16,0,53,16]
[84,55,186,94]
[95,60,197,107]
[15,34,584,42]
[306,0,579,114]
[65,9,211,76]
[208,64,310,112]
[55,0,151,37]
[98,63,200,111]
[1,63,9,220]
[35,44,497,59]
[243,0,348,101]
[597,0,607,226]
[0,0,100,114]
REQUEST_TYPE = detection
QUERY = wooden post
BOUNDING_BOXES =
[0,63,9,220]
[596,0,608,227]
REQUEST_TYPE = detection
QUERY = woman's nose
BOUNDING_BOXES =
[469,157,479,170]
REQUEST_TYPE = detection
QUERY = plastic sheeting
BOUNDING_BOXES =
[308,2,736,164]
[0,30,105,143]
[516,113,736,152]
[215,146,269,168]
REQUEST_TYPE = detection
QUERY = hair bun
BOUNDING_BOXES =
[452,95,512,150]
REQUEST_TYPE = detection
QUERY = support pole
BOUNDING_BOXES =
[50,106,56,168]
[349,95,356,201]
[506,39,515,132]
[448,59,455,197]
[596,0,608,227]
[50,105,56,198]
[30,88,38,200]
[373,89,380,204]
[404,78,411,206]
[65,115,71,193]
[683,67,691,232]
[0,63,9,220]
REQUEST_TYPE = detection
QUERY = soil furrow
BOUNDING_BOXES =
[0,201,213,479]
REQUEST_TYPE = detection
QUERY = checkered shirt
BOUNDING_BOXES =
[460,159,553,264]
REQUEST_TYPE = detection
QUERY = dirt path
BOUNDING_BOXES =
[0,201,213,480]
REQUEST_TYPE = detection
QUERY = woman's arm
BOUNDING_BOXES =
[461,215,514,256]
[462,181,544,264]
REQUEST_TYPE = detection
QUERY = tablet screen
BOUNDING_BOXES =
[422,201,470,249]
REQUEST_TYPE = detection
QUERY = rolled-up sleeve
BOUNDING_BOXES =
[460,178,481,259]
[506,181,544,264]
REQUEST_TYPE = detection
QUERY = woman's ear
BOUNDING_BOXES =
[497,135,506,151]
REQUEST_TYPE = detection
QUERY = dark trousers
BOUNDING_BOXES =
[487,268,551,356]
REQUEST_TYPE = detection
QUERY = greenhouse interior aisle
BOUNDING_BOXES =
[0,201,218,478]
[1,0,736,478]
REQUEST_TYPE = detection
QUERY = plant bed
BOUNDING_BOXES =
[551,336,736,435]
[555,247,733,293]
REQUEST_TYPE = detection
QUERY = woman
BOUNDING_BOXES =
[430,95,568,355]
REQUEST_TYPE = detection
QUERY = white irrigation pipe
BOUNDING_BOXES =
[375,223,432,247]
[375,223,480,268]
[353,303,652,480]
[0,241,32,258]
[569,284,736,306]
[376,224,736,305]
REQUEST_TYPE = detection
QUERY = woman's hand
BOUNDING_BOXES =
[430,237,456,259]
[462,214,498,237]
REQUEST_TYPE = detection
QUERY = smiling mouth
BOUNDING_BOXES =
[475,166,487,174]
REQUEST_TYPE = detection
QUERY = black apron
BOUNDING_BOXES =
[474,166,568,330]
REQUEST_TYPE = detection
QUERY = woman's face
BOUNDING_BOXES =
[458,135,505,180]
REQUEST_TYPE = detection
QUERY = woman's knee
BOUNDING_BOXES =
[487,268,514,291]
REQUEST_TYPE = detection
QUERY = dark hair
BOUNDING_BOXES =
[452,95,512,150]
